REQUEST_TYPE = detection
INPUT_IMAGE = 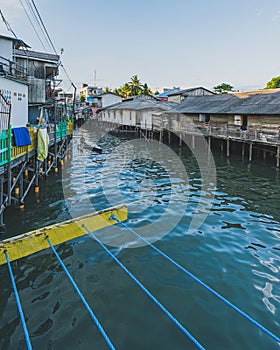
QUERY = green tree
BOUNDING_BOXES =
[80,94,86,102]
[114,75,153,98]
[103,87,110,93]
[128,75,143,96]
[213,83,234,94]
[264,76,280,89]
[143,83,153,96]
[120,83,131,98]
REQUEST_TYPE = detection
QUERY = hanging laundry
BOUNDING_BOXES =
[12,127,31,147]
[37,128,49,162]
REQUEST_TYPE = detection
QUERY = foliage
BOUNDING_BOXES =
[213,83,234,94]
[114,75,153,98]
[264,76,280,89]
[103,87,110,93]
[80,94,86,102]
[143,83,153,96]
[128,75,143,96]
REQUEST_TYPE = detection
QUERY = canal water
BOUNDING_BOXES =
[0,123,280,350]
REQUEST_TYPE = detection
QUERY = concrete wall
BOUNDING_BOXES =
[0,38,13,63]
[0,76,28,128]
[27,77,45,104]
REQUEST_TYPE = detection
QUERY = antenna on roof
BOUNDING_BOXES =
[93,70,96,86]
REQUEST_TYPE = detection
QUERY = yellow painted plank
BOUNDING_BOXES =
[0,204,128,265]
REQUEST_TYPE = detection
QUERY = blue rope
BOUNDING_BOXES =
[82,225,205,350]
[110,215,280,344]
[46,237,115,350]
[5,251,32,350]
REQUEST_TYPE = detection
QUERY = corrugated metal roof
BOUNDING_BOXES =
[101,96,176,111]
[167,86,214,97]
[14,49,59,63]
[0,35,30,48]
[167,91,280,115]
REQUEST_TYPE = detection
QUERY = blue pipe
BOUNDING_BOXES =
[5,251,32,350]
[83,225,205,350]
[110,215,280,344]
[46,237,115,350]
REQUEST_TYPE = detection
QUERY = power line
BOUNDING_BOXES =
[23,0,52,52]
[28,0,75,89]
[0,9,29,58]
[0,10,17,38]
[24,0,51,51]
[29,0,58,55]
[18,0,48,51]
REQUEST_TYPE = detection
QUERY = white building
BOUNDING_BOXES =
[79,84,102,103]
[97,92,122,108]
[0,35,29,128]
[98,95,174,130]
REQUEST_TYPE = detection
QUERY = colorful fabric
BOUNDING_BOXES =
[37,128,49,162]
[12,127,31,147]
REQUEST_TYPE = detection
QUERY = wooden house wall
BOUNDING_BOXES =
[248,115,280,129]
[140,111,153,130]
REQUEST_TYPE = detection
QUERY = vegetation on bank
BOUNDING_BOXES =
[98,75,280,98]
[113,75,153,98]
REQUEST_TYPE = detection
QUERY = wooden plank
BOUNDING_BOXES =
[0,204,128,265]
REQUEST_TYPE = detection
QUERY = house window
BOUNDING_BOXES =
[234,115,242,126]
[129,111,132,120]
[199,114,210,122]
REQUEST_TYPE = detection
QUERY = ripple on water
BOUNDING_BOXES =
[1,129,280,349]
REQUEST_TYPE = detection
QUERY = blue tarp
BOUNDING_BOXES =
[12,127,31,147]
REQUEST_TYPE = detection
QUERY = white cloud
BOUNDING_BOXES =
[272,10,280,22]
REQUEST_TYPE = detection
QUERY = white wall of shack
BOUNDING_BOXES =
[0,76,28,128]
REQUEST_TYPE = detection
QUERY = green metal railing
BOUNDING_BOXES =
[0,126,11,166]
[0,120,73,167]
[55,121,68,140]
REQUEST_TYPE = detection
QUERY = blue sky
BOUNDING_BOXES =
[1,0,280,92]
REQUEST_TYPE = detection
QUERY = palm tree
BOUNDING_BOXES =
[128,75,143,96]
[121,83,131,99]
[143,83,153,96]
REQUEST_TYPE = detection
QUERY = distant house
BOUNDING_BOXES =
[98,95,174,130]
[96,92,122,108]
[154,87,181,101]
[163,89,280,133]
[79,84,103,103]
[167,87,215,103]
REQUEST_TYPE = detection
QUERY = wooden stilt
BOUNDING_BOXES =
[192,134,195,149]
[226,139,230,157]
[249,142,253,162]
